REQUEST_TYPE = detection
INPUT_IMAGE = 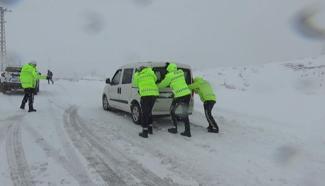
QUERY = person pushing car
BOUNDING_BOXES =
[132,65,159,138]
[158,62,192,137]
[188,77,219,133]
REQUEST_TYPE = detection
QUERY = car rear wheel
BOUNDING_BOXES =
[102,95,112,111]
[131,102,142,125]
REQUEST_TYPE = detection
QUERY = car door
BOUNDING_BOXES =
[119,68,134,111]
[108,69,122,108]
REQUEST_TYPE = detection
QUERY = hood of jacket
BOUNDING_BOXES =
[167,63,177,72]
[193,76,204,83]
[140,67,152,74]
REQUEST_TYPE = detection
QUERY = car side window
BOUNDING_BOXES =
[122,68,134,84]
[111,69,122,85]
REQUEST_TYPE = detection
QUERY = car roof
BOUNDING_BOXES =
[119,62,191,70]
[5,66,22,72]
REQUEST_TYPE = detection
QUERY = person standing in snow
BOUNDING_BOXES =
[47,70,54,84]
[19,61,47,112]
[132,66,159,138]
[158,62,192,137]
[188,77,219,133]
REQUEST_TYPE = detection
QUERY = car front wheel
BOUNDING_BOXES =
[102,95,111,111]
[131,102,142,125]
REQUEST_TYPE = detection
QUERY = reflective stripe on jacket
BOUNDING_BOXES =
[132,67,159,97]
[158,63,191,98]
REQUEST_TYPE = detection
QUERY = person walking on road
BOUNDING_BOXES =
[47,70,54,84]
[132,66,159,138]
[19,61,47,112]
[158,62,192,137]
[189,77,219,133]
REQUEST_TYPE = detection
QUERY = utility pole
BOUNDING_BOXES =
[0,7,11,71]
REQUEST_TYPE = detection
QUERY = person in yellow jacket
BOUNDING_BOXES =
[188,77,219,133]
[158,62,192,137]
[132,66,159,138]
[19,61,46,112]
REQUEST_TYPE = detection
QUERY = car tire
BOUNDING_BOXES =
[102,95,112,111]
[131,102,142,125]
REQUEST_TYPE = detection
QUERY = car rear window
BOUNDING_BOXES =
[153,67,192,84]
[5,67,21,72]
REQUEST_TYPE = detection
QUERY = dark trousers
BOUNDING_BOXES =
[21,88,35,109]
[47,77,54,84]
[170,94,191,131]
[204,101,218,129]
[140,96,157,129]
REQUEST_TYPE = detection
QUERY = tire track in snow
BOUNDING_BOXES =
[0,115,23,144]
[64,106,126,186]
[23,124,97,186]
[86,112,201,185]
[64,106,175,186]
[6,121,34,186]
[47,100,105,185]
[96,111,222,185]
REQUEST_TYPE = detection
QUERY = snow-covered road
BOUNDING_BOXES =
[0,57,325,185]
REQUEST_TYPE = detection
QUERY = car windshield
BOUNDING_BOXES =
[153,67,192,84]
[5,67,21,72]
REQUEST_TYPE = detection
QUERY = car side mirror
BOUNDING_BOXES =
[106,78,111,84]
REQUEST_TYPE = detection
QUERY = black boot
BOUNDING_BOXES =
[180,130,191,137]
[28,108,37,112]
[20,103,25,110]
[28,105,37,112]
[168,127,178,134]
[207,126,219,133]
[139,129,148,138]
[148,125,153,134]
[181,123,191,137]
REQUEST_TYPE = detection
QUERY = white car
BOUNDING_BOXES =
[102,62,194,124]
[0,66,40,94]
[1,66,23,93]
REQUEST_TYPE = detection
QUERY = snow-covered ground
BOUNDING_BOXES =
[0,56,325,186]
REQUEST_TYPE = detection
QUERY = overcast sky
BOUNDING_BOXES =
[3,0,325,77]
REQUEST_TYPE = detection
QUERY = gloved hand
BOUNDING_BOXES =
[165,62,170,69]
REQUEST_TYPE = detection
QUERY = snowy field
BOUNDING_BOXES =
[0,56,325,186]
